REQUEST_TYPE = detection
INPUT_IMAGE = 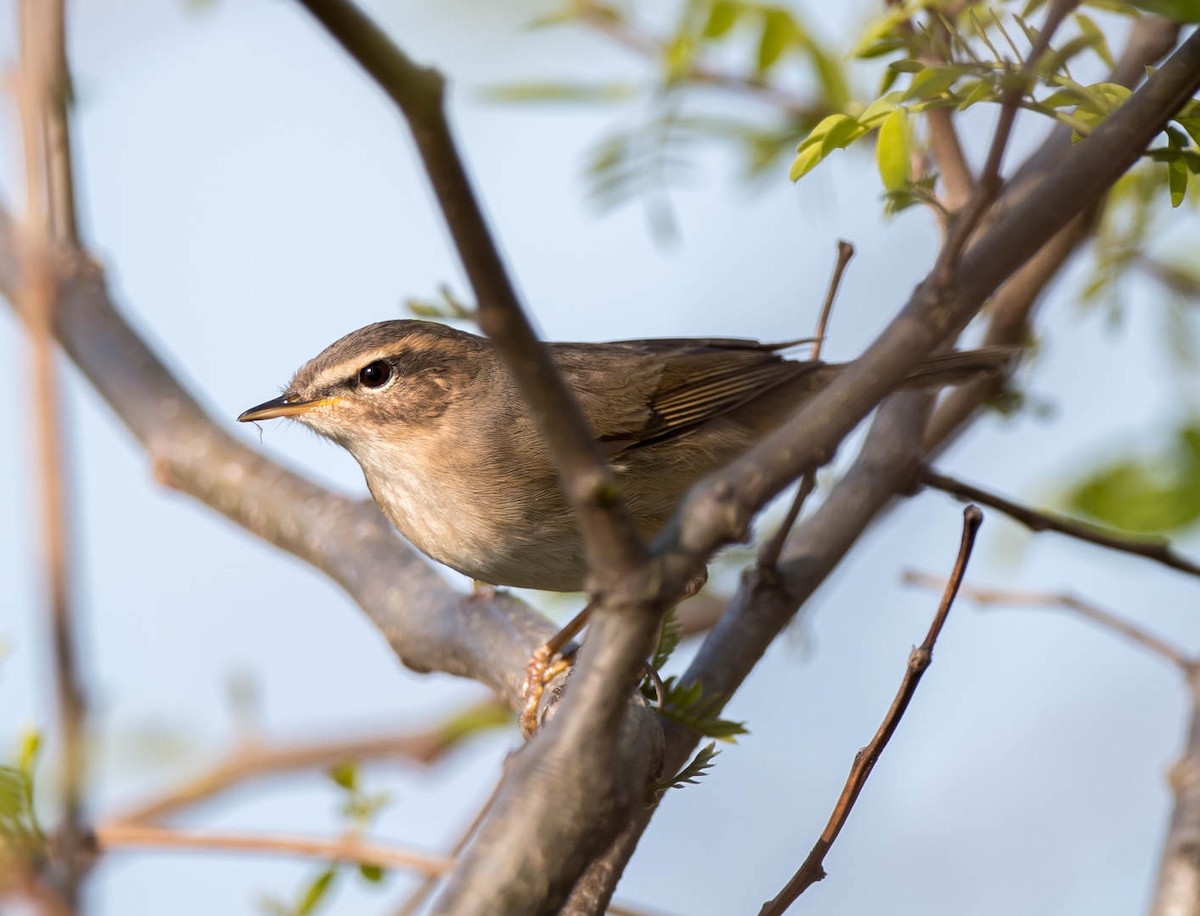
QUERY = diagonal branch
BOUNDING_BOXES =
[919,466,1200,581]
[0,210,556,710]
[561,22,1194,912]
[760,506,982,915]
[292,0,645,585]
[111,698,510,826]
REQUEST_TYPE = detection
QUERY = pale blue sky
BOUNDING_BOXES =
[1,2,1196,914]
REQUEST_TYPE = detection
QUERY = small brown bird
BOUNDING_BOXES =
[240,319,1007,592]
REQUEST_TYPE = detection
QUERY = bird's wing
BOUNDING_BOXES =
[596,344,820,455]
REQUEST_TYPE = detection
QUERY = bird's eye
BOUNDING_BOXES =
[358,360,392,389]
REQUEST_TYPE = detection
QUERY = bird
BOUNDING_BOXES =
[239,319,1010,731]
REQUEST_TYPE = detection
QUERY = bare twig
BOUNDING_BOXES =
[759,506,983,915]
[758,240,854,570]
[93,823,452,877]
[42,0,78,246]
[919,466,1200,582]
[17,0,87,903]
[933,0,1079,282]
[1150,675,1200,916]
[902,574,1193,672]
[112,699,510,826]
[393,774,505,916]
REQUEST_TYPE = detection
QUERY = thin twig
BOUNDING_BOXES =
[575,1,823,121]
[933,0,1079,283]
[42,0,78,246]
[392,774,504,916]
[112,698,510,826]
[902,573,1194,672]
[919,466,1200,582]
[759,506,983,915]
[93,823,452,877]
[758,240,854,570]
[17,0,87,903]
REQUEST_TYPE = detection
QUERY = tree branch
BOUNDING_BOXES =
[760,506,982,915]
[92,823,452,877]
[0,209,557,710]
[111,699,510,826]
[292,0,646,585]
[17,0,87,903]
[560,21,1190,912]
[903,576,1193,671]
[919,466,1200,581]
[655,25,1200,588]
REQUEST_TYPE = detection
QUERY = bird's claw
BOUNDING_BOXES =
[520,645,574,738]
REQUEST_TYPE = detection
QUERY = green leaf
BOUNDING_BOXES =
[1125,0,1200,21]
[1169,155,1190,207]
[757,7,796,73]
[327,761,358,792]
[651,608,683,672]
[789,114,867,181]
[650,742,722,801]
[482,81,637,104]
[1066,420,1200,533]
[296,868,338,916]
[1175,116,1200,148]
[358,863,385,884]
[702,0,740,38]
[437,700,512,744]
[1073,12,1114,69]
[876,107,911,193]
[657,677,748,741]
[902,66,964,102]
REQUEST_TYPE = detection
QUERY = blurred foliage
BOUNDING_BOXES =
[258,760,393,916]
[490,0,846,221]
[1066,420,1200,533]
[491,0,1200,537]
[0,732,45,874]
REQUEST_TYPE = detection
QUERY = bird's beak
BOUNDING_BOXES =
[238,394,341,422]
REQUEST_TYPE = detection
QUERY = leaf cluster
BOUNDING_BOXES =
[0,732,45,870]
[258,761,392,916]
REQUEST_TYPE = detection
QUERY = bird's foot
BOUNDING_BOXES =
[520,644,576,738]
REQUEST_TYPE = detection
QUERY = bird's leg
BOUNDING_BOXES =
[519,570,709,737]
[520,602,593,738]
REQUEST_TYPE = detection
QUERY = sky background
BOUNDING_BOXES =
[1,2,1198,914]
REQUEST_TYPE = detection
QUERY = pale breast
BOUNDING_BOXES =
[349,426,587,591]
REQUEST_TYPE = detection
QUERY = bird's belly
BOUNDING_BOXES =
[363,462,586,592]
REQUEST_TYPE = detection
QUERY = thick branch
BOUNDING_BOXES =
[563,22,1190,912]
[655,26,1200,586]
[0,211,555,709]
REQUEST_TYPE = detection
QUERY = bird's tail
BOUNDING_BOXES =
[903,346,1017,387]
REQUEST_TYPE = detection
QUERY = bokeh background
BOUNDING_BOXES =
[2,2,1198,913]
